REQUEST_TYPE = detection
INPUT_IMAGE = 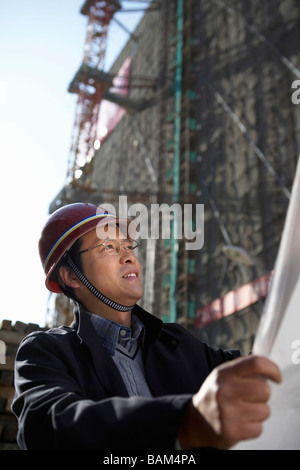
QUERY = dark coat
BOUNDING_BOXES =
[12,303,240,450]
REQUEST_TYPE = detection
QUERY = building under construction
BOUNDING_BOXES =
[49,0,300,354]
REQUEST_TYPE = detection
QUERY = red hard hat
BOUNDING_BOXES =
[39,202,131,293]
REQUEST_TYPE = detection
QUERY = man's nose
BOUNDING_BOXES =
[119,249,136,263]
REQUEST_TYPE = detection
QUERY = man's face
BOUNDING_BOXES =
[78,226,144,307]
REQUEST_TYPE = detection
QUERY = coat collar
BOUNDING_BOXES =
[70,302,179,396]
[71,302,129,396]
[72,302,164,351]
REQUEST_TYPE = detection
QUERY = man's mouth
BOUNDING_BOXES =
[122,270,138,279]
[123,273,137,279]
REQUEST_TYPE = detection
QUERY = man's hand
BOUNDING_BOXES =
[178,355,282,449]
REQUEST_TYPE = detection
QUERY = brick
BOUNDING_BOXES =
[0,357,15,372]
[0,398,7,413]
[0,319,46,451]
[0,442,19,450]
[0,371,14,386]
[13,321,27,332]
[0,386,15,399]
[0,330,28,345]
[0,412,18,424]
[5,342,18,358]
[25,323,42,333]
[0,320,12,331]
[0,387,14,412]
[0,417,16,444]
[2,423,18,442]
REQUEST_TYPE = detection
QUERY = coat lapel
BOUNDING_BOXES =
[73,304,129,397]
[71,303,188,398]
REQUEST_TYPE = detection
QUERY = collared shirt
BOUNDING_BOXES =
[90,312,181,449]
[89,312,144,356]
[89,312,152,398]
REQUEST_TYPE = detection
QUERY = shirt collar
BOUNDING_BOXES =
[89,312,144,356]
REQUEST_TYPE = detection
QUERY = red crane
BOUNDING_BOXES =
[66,1,121,189]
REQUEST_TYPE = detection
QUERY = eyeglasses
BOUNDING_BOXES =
[78,239,140,256]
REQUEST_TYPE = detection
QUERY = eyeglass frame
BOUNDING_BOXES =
[78,238,141,256]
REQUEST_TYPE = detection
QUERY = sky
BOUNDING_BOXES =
[0,1,144,326]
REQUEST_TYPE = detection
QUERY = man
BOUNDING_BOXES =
[12,202,281,450]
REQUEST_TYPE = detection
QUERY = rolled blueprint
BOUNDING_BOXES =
[233,157,300,450]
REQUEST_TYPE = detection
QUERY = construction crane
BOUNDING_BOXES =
[65,0,158,194]
[66,0,121,190]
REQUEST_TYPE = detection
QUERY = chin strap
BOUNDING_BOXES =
[63,253,135,312]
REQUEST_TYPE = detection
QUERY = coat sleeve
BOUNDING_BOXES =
[12,331,191,450]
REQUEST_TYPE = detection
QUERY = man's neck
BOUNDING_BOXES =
[83,298,133,327]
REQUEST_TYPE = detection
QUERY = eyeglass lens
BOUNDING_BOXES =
[104,239,138,254]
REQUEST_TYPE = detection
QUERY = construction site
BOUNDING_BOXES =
[1,0,300,448]
[46,0,300,349]
[48,0,300,352]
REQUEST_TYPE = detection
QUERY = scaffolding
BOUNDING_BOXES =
[161,0,198,326]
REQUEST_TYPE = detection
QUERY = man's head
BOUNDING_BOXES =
[39,203,144,313]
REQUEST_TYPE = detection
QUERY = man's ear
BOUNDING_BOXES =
[58,265,81,289]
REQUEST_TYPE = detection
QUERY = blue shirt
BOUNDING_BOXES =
[89,312,152,398]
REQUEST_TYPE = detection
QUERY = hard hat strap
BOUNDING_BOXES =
[63,253,135,312]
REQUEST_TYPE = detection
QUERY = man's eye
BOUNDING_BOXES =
[105,244,115,250]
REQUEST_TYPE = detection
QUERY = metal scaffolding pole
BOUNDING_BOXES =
[169,0,184,323]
